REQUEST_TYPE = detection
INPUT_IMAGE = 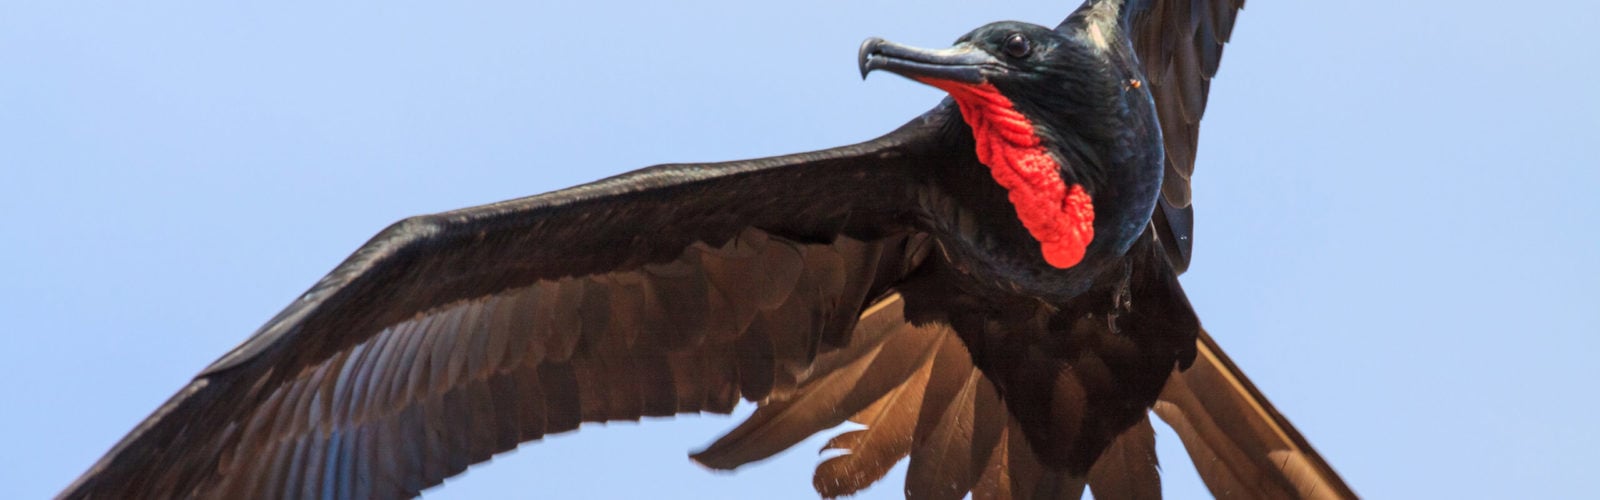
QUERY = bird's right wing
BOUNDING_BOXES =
[59,108,959,499]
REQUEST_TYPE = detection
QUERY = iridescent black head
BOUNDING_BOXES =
[860,18,1164,273]
[859,21,1138,139]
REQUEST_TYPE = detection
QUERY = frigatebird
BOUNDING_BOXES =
[61,0,1354,498]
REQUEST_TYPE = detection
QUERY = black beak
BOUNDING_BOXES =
[858,37,998,84]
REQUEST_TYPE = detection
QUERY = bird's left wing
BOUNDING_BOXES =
[59,111,957,499]
[1122,0,1245,273]
[1153,330,1357,499]
[1115,1,1358,498]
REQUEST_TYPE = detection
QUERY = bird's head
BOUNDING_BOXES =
[860,21,1129,130]
[859,20,1159,270]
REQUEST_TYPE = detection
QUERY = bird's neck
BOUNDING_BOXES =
[924,79,1096,269]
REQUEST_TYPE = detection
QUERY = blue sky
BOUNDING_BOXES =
[3,1,1597,498]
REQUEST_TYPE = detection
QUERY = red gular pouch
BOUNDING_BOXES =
[920,78,1096,269]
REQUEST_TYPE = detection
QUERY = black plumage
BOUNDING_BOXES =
[61,1,1354,498]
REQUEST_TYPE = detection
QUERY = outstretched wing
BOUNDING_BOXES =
[1125,0,1246,273]
[1122,2,1357,498]
[59,111,955,499]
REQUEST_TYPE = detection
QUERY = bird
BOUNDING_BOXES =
[60,0,1354,498]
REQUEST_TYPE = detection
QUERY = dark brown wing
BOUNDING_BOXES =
[58,111,956,499]
[1154,331,1357,499]
[1122,3,1356,498]
[1126,0,1246,273]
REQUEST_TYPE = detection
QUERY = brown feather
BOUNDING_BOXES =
[692,309,940,469]
[511,360,547,441]
[1000,418,1045,500]
[538,362,581,434]
[900,330,1008,500]
[1087,416,1161,500]
[910,333,975,443]
[971,423,1014,500]
[904,367,992,500]
[813,357,933,498]
[736,314,778,401]
[635,353,679,417]
[1155,330,1356,499]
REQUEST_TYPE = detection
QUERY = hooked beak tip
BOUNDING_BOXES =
[857,37,885,80]
[853,37,994,86]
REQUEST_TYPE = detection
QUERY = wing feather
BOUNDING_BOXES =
[1154,330,1357,499]
[690,294,944,471]
[813,355,932,498]
[1086,416,1162,500]
[61,112,954,498]
[1122,0,1247,272]
[904,347,997,500]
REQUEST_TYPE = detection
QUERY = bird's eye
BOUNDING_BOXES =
[1002,34,1031,58]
